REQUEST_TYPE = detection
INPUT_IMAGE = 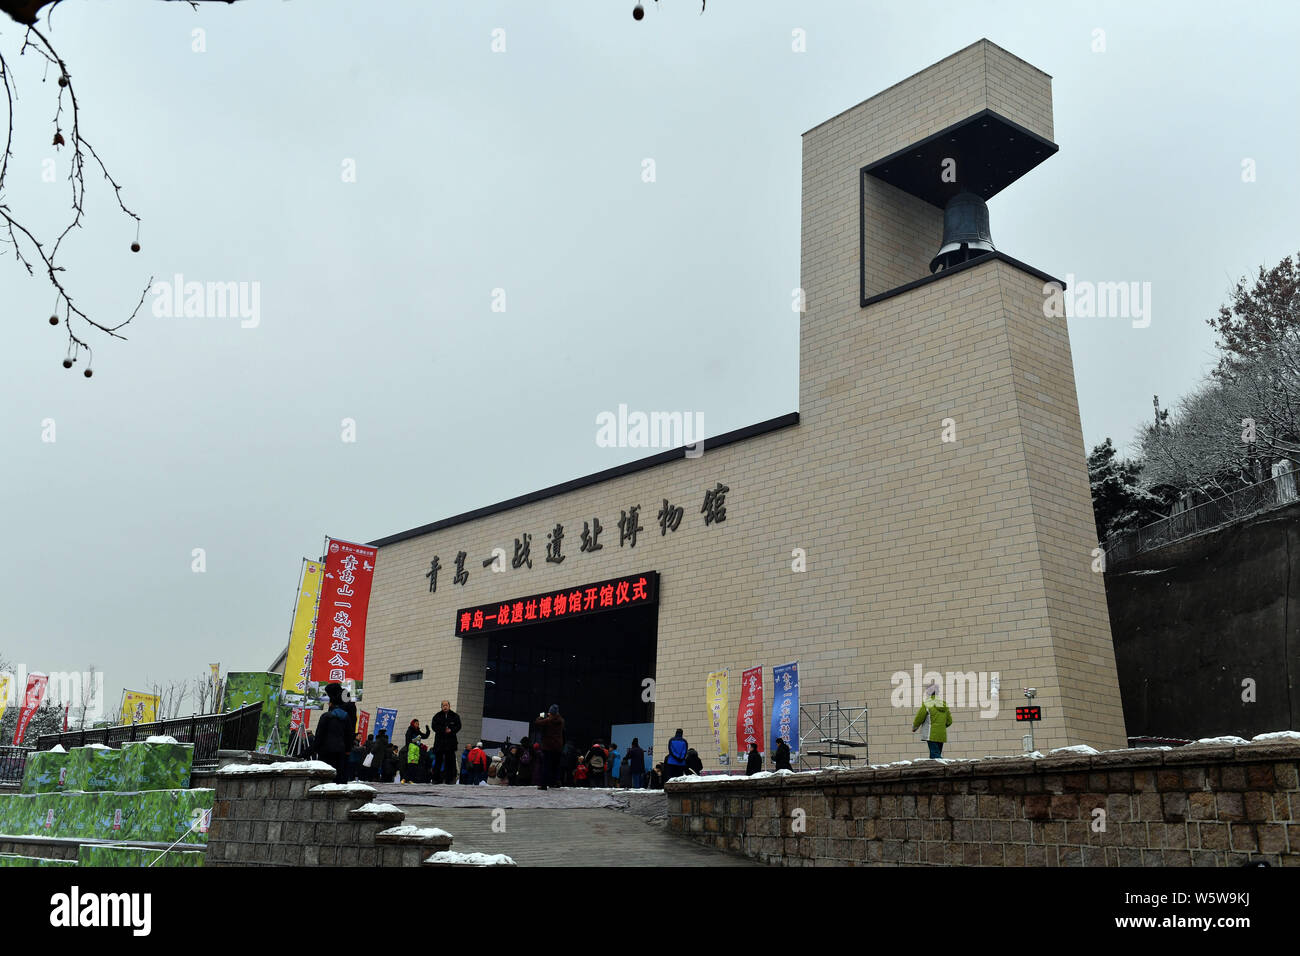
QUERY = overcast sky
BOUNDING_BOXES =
[2,1,1296,717]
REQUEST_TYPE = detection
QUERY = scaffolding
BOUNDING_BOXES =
[796,701,868,770]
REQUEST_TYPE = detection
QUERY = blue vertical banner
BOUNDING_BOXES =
[375,707,398,742]
[771,661,800,754]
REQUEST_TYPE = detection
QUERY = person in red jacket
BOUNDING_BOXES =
[466,741,488,784]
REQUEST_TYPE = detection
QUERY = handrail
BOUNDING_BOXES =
[1104,471,1298,565]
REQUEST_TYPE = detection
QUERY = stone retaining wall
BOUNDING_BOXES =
[205,762,451,866]
[665,740,1300,866]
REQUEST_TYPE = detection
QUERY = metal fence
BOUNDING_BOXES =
[31,702,263,772]
[1104,472,1299,566]
[0,746,30,788]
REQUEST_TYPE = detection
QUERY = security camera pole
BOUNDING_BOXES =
[1017,688,1040,752]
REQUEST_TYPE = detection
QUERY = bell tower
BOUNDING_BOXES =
[798,40,1128,757]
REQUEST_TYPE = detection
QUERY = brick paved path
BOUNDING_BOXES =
[367,783,757,866]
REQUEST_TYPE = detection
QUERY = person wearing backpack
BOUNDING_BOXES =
[663,729,689,784]
[585,740,609,787]
[912,681,953,758]
[310,683,356,784]
[401,719,430,783]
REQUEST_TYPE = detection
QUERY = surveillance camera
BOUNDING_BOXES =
[1024,688,1037,698]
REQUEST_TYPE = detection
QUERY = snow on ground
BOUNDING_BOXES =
[1252,730,1300,742]
[426,850,515,866]
[378,825,453,839]
[1193,736,1249,746]
[352,802,402,815]
[310,782,376,795]
[216,759,336,774]
[145,735,179,744]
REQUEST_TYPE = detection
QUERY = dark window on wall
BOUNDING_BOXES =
[391,671,424,683]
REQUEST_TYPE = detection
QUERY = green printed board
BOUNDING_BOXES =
[77,844,204,867]
[0,788,213,844]
[65,746,123,792]
[0,854,77,867]
[20,750,70,794]
[120,740,194,791]
[224,671,283,753]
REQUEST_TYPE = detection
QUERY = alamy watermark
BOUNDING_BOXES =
[595,404,704,458]
[150,274,260,328]
[890,664,1000,718]
[1042,274,1151,328]
[1,666,106,722]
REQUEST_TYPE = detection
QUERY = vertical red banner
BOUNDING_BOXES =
[357,710,370,739]
[736,666,765,758]
[309,538,378,685]
[14,673,49,745]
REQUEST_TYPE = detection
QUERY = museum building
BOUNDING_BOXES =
[360,40,1129,768]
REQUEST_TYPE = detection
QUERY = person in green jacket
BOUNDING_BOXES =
[912,682,953,758]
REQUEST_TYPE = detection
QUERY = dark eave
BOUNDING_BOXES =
[369,411,800,548]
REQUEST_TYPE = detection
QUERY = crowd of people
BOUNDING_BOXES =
[307,688,800,787]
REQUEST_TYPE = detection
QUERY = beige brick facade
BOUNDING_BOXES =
[360,40,1126,768]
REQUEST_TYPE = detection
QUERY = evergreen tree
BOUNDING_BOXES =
[1088,439,1168,543]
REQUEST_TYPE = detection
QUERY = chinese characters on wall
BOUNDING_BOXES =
[424,482,729,595]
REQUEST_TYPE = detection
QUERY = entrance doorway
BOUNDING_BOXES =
[483,602,657,753]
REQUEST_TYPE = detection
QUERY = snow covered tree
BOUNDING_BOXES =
[1088,439,1167,543]
[1208,252,1300,374]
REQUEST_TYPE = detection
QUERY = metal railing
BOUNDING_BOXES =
[0,746,32,788]
[1105,472,1299,565]
[32,702,263,771]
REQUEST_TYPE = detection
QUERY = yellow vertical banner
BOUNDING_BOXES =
[707,669,730,766]
[119,690,159,725]
[285,558,324,696]
[0,673,10,725]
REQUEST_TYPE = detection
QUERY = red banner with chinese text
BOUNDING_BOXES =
[736,666,765,758]
[357,710,370,740]
[14,673,49,745]
[309,538,378,685]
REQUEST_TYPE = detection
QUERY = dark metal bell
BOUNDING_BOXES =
[929,191,995,273]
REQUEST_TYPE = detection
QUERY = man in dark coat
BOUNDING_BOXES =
[560,741,578,787]
[533,704,564,790]
[746,743,762,775]
[772,737,792,771]
[625,737,646,789]
[430,700,462,784]
[309,682,356,784]
[368,730,389,782]
[683,748,704,776]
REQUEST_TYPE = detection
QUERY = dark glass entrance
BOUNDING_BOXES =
[482,602,657,752]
